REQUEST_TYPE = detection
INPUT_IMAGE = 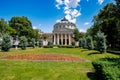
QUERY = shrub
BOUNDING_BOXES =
[47,41,53,48]
[71,42,75,46]
[19,36,28,50]
[80,37,87,48]
[1,33,12,51]
[95,31,107,53]
[92,58,120,80]
[86,36,94,50]
[38,40,43,47]
[30,38,35,48]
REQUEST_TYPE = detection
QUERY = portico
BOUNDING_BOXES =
[53,33,73,45]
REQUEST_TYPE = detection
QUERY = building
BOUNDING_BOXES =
[42,17,76,46]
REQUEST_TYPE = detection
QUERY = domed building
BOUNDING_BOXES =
[53,17,76,45]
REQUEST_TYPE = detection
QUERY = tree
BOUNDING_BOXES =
[19,36,28,50]
[73,28,80,42]
[95,31,107,53]
[38,40,43,47]
[79,37,87,48]
[87,1,120,49]
[30,38,35,48]
[1,33,12,51]
[86,36,94,50]
[0,18,16,35]
[9,16,40,40]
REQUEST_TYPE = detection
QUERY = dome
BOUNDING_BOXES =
[61,17,68,21]
[54,17,76,30]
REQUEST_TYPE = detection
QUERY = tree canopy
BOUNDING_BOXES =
[86,0,120,49]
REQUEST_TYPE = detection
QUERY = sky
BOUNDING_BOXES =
[0,0,114,33]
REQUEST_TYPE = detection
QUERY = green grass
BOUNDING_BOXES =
[0,47,119,80]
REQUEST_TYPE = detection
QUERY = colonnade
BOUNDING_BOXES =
[53,34,73,45]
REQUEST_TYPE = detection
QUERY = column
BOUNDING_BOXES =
[65,34,67,45]
[57,34,59,45]
[54,34,56,45]
[61,34,63,45]
[69,34,71,45]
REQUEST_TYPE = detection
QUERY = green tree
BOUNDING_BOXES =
[1,33,12,51]
[73,28,80,42]
[86,36,94,50]
[38,40,43,47]
[9,16,40,40]
[19,36,28,50]
[30,38,35,48]
[95,31,107,53]
[87,0,120,49]
[0,18,16,35]
[79,37,87,48]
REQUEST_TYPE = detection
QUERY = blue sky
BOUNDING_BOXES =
[0,0,114,33]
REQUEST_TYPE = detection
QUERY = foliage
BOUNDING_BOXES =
[73,28,85,42]
[1,33,12,51]
[87,0,120,49]
[19,36,28,50]
[71,42,75,46]
[30,38,35,48]
[9,16,40,40]
[0,18,16,35]
[95,31,107,53]
[86,36,94,50]
[92,57,120,80]
[80,37,87,48]
[47,41,53,48]
[38,40,43,47]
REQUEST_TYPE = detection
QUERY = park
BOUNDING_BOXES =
[0,0,120,80]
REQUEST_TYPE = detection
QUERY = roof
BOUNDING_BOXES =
[61,17,68,21]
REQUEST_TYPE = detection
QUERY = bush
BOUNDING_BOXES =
[95,31,107,53]
[19,36,28,50]
[92,58,120,80]
[1,33,12,51]
[38,40,43,47]
[71,42,75,46]
[47,41,53,48]
[80,37,87,48]
[30,38,35,48]
[86,36,94,50]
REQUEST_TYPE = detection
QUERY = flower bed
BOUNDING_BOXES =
[2,54,87,62]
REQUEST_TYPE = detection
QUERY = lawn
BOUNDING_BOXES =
[0,48,119,80]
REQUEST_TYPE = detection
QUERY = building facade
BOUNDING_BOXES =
[42,17,76,46]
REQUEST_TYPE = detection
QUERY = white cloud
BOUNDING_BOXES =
[79,29,86,33]
[71,9,81,17]
[56,0,81,23]
[56,19,61,22]
[84,22,90,26]
[98,0,104,5]
[33,26,37,29]
[55,0,63,9]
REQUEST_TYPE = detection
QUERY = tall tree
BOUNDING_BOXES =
[87,0,120,49]
[1,33,12,51]
[9,16,40,40]
[73,28,85,42]
[19,36,28,50]
[95,31,107,53]
[0,18,16,35]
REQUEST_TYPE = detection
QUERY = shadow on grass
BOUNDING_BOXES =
[87,72,97,80]
[88,51,100,55]
[107,50,120,55]
[81,49,89,52]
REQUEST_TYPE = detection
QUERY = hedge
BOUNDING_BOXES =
[92,58,120,80]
